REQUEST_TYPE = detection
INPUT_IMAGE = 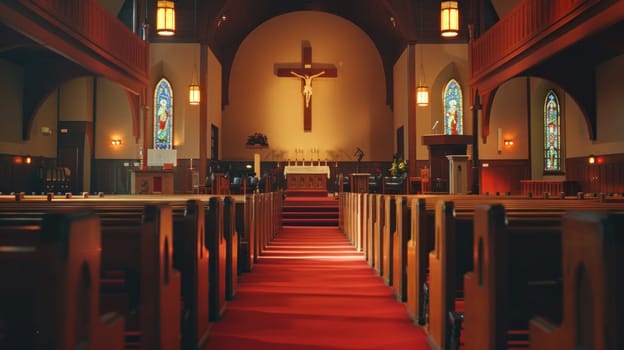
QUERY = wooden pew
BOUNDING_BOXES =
[0,199,212,349]
[463,204,563,350]
[171,199,211,349]
[99,204,181,350]
[205,197,227,321]
[238,195,253,272]
[366,193,376,268]
[0,193,272,342]
[382,194,397,286]
[423,197,624,350]
[406,197,434,325]
[374,194,385,276]
[392,195,410,302]
[0,210,125,350]
[529,212,624,350]
[224,196,239,300]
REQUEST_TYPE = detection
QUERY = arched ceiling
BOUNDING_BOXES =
[149,0,474,107]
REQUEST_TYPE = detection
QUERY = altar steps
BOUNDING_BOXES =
[281,196,339,226]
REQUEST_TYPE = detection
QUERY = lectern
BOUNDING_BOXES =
[422,134,472,193]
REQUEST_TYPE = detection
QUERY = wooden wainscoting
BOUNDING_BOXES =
[566,154,624,195]
[480,159,530,195]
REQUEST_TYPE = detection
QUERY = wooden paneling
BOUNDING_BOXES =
[566,154,624,195]
[91,159,138,194]
[480,159,530,195]
[0,155,56,194]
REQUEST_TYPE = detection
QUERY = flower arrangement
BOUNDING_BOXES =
[246,132,269,147]
[389,153,408,177]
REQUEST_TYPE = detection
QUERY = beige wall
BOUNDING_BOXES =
[569,54,624,155]
[150,43,201,160]
[59,77,94,122]
[223,11,392,161]
[94,78,137,159]
[0,59,57,157]
[481,77,529,160]
[411,43,470,161]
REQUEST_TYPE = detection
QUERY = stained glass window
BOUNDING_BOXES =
[543,90,561,172]
[154,78,173,150]
[443,79,463,135]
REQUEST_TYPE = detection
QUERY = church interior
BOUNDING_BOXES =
[0,0,623,349]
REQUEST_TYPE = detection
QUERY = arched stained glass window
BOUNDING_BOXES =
[443,79,463,135]
[544,90,561,172]
[154,78,173,150]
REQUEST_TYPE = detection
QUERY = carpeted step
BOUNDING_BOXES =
[281,195,339,226]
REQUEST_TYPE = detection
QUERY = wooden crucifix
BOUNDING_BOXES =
[276,42,337,132]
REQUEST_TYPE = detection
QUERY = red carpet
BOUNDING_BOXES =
[204,226,430,349]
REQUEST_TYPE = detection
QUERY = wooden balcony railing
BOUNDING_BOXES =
[21,0,148,84]
[470,0,602,80]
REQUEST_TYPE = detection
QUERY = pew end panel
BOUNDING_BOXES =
[205,197,227,321]
[172,199,210,350]
[0,211,125,350]
[382,195,396,286]
[427,200,457,350]
[392,196,409,302]
[224,196,239,300]
[529,212,624,350]
[406,197,428,324]
[140,205,182,350]
[464,205,563,350]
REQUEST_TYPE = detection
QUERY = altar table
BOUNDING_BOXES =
[283,165,330,192]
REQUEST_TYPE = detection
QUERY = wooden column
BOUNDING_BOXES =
[408,43,417,176]
[199,44,208,183]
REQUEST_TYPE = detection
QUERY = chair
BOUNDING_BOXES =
[368,175,382,193]
[420,167,430,193]
[230,177,242,194]
[382,172,407,194]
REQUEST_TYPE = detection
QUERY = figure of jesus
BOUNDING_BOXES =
[290,70,326,108]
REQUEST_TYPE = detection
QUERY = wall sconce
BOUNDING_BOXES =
[40,126,53,136]
[503,139,514,147]
[24,156,32,165]
[440,1,459,38]
[156,0,176,36]
[588,154,596,164]
[111,139,122,145]
[188,64,200,105]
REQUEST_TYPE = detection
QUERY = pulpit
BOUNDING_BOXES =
[350,173,371,193]
[447,155,470,194]
[422,134,472,193]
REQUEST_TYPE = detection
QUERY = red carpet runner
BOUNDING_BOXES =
[204,226,430,349]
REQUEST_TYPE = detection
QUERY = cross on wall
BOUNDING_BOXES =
[276,42,338,132]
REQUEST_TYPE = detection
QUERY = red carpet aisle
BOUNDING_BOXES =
[204,226,430,350]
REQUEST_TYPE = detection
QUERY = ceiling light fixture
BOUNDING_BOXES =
[156,0,176,36]
[440,1,459,38]
[189,63,200,105]
[416,45,429,107]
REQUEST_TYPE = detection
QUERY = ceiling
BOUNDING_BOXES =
[146,0,476,106]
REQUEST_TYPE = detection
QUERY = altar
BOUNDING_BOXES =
[283,165,331,195]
